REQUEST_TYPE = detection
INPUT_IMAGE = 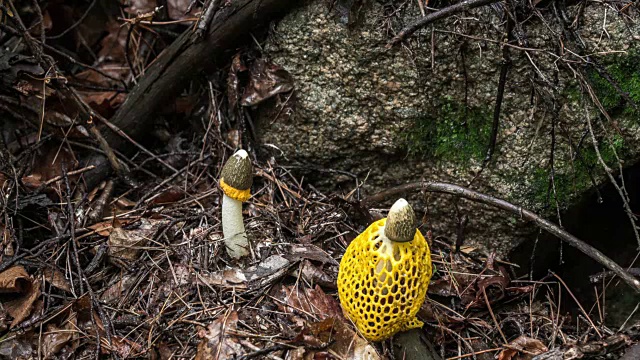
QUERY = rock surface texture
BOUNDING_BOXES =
[255,1,640,255]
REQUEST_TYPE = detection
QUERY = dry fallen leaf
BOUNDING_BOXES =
[98,21,129,63]
[103,336,143,358]
[3,271,41,327]
[200,255,292,291]
[108,218,165,261]
[0,266,41,327]
[300,260,336,289]
[296,318,381,360]
[0,266,30,293]
[100,274,137,304]
[108,227,145,261]
[88,218,134,236]
[42,268,71,293]
[196,311,244,360]
[497,336,547,360]
[276,284,343,321]
[42,311,78,359]
[21,144,77,189]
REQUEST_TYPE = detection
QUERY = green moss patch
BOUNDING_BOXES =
[525,133,626,208]
[588,49,640,117]
[403,98,492,163]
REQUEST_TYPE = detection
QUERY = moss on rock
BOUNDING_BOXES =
[588,49,640,117]
[403,97,492,163]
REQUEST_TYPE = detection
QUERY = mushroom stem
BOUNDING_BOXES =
[221,193,249,258]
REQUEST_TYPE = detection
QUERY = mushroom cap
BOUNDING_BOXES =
[384,198,416,242]
[337,212,432,341]
[219,149,253,202]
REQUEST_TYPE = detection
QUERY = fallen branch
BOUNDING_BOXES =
[388,0,501,47]
[361,181,640,293]
[82,0,293,189]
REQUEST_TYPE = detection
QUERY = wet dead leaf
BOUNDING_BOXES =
[285,244,339,265]
[200,255,292,290]
[243,255,292,288]
[0,51,44,88]
[225,129,241,149]
[196,311,244,360]
[108,227,145,261]
[42,268,71,293]
[88,221,116,237]
[124,0,157,16]
[79,91,126,118]
[151,188,187,205]
[0,331,34,359]
[75,65,129,88]
[100,274,137,304]
[227,54,247,109]
[72,295,108,346]
[154,342,174,360]
[74,64,129,117]
[98,21,129,63]
[170,263,193,287]
[240,59,294,107]
[103,336,143,358]
[300,260,336,289]
[497,336,547,360]
[0,266,41,327]
[42,312,78,359]
[284,347,305,360]
[466,267,510,309]
[21,144,77,189]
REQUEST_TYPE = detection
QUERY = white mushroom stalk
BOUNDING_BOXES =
[219,149,253,259]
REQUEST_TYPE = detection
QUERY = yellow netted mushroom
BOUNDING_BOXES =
[337,198,432,342]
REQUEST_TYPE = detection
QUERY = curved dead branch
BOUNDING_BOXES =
[361,181,640,293]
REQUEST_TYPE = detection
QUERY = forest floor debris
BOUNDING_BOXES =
[1,0,639,359]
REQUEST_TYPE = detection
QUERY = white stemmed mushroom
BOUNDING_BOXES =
[219,149,253,259]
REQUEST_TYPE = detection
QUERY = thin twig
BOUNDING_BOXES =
[46,0,97,40]
[62,167,84,295]
[41,165,96,186]
[388,0,501,47]
[583,103,640,247]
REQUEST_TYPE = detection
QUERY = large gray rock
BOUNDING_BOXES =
[255,1,640,255]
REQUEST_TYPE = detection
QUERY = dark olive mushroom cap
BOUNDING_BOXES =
[384,198,417,242]
[219,150,253,201]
